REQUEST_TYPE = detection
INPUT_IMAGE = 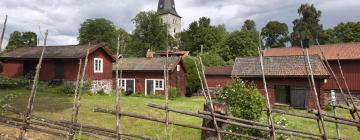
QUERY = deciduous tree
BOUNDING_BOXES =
[261,21,289,48]
[6,31,37,51]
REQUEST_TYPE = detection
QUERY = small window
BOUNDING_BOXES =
[154,79,164,90]
[176,65,180,72]
[174,28,176,33]
[94,58,103,73]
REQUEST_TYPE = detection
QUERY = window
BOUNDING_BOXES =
[154,79,164,90]
[94,58,103,73]
[118,79,135,93]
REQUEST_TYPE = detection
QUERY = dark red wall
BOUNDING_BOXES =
[86,48,114,80]
[206,75,232,88]
[324,60,360,93]
[1,48,114,82]
[112,61,187,96]
[1,60,23,77]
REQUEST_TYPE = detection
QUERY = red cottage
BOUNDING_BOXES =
[112,56,186,96]
[264,43,360,99]
[0,44,116,93]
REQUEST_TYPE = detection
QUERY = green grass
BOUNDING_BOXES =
[1,85,360,139]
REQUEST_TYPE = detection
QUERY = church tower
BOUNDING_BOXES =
[157,0,181,37]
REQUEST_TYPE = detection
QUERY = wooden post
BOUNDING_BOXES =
[304,48,328,139]
[199,56,222,140]
[67,58,82,139]
[68,47,90,140]
[201,102,227,140]
[19,29,48,139]
[115,36,122,140]
[194,60,208,100]
[0,15,7,52]
[257,33,276,140]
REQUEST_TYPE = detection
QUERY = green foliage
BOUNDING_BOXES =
[241,19,257,33]
[169,87,180,99]
[274,114,292,140]
[219,77,265,138]
[200,52,226,67]
[179,17,226,55]
[324,22,360,44]
[219,30,259,61]
[0,76,31,89]
[182,56,201,96]
[261,21,289,48]
[126,11,171,57]
[78,18,117,52]
[324,102,333,112]
[6,31,37,51]
[291,3,325,46]
[61,83,76,95]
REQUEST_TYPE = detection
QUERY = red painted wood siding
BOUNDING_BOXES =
[324,60,360,92]
[112,61,187,96]
[206,75,232,88]
[1,60,23,77]
[86,48,114,80]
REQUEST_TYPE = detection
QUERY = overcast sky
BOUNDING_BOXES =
[0,0,359,49]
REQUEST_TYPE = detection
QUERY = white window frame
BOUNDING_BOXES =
[94,58,103,73]
[117,78,136,93]
[145,79,164,96]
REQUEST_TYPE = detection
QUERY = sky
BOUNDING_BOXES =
[0,0,359,49]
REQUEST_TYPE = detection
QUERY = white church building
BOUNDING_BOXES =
[157,0,181,37]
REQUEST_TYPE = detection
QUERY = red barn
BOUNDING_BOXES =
[0,44,116,92]
[264,43,360,100]
[205,56,329,109]
[112,56,186,96]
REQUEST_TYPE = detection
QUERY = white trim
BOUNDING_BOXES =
[94,58,103,73]
[117,78,136,93]
[145,79,164,96]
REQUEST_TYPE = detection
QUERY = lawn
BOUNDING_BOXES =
[1,85,360,140]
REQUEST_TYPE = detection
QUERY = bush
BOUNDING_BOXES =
[183,56,202,97]
[218,77,266,139]
[0,76,31,89]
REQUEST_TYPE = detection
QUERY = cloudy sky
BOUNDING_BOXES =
[0,0,359,49]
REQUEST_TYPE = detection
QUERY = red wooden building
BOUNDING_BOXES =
[0,44,116,92]
[205,66,233,89]
[113,56,186,96]
[264,43,360,98]
[205,56,329,109]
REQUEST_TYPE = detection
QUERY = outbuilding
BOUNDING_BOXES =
[0,44,116,92]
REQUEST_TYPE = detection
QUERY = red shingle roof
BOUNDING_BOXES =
[264,43,360,60]
[205,66,233,76]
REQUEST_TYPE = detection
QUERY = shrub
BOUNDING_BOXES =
[0,76,31,89]
[183,56,201,97]
[218,77,266,139]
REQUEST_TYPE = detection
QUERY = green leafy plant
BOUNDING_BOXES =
[169,87,180,99]
[0,76,31,89]
[61,83,77,95]
[218,77,266,139]
[0,94,17,114]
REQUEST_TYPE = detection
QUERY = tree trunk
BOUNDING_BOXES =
[201,102,227,140]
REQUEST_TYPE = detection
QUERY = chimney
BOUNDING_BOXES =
[146,49,154,59]
[302,39,310,48]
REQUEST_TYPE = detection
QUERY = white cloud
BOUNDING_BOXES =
[0,0,359,49]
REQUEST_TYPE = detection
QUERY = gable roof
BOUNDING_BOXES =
[264,43,360,60]
[0,44,116,61]
[232,55,329,78]
[113,57,182,71]
[205,66,233,76]
[157,0,181,17]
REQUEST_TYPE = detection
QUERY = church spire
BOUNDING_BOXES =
[157,0,180,17]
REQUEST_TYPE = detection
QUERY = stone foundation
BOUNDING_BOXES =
[91,80,113,94]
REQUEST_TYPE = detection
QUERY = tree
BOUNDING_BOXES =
[116,28,131,54]
[78,18,117,52]
[291,4,324,46]
[6,31,37,51]
[261,21,289,48]
[201,52,226,67]
[183,56,201,96]
[126,11,170,57]
[179,17,226,55]
[219,30,259,61]
[241,20,257,33]
[324,22,360,44]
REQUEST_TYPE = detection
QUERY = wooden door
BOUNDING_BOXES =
[54,60,64,79]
